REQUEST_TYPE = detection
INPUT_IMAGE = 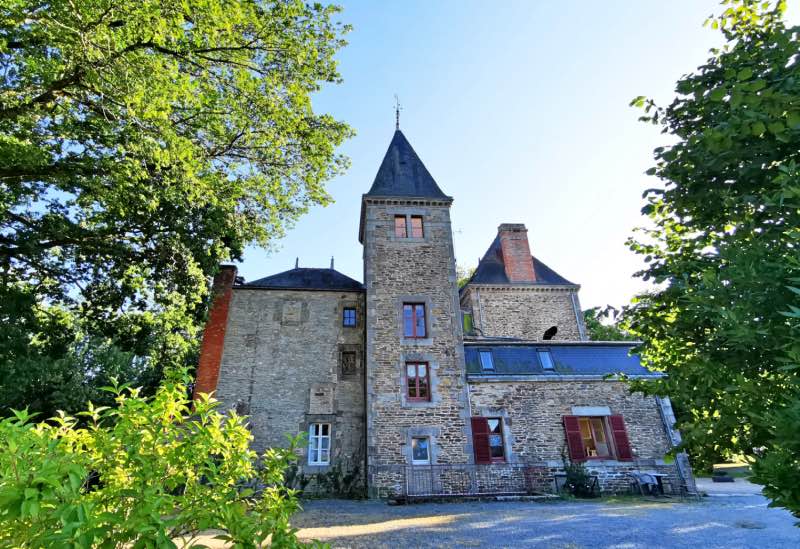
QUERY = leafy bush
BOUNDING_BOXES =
[312,462,365,499]
[562,461,598,498]
[0,376,320,547]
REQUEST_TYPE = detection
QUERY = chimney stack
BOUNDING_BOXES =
[498,223,536,283]
[193,265,237,399]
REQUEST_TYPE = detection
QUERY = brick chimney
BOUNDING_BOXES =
[498,223,536,283]
[193,265,237,398]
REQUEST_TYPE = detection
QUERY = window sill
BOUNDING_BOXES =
[401,337,433,346]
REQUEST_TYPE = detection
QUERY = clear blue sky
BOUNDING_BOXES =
[235,1,799,310]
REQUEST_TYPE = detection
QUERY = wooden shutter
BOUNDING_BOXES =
[563,415,586,462]
[609,415,633,461]
[471,417,491,464]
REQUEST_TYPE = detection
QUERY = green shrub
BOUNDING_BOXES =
[0,376,322,547]
[562,461,598,499]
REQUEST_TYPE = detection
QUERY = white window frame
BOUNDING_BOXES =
[411,436,431,465]
[308,423,331,465]
[479,350,495,371]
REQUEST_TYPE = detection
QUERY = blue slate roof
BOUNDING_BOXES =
[242,268,364,292]
[464,342,658,377]
[365,130,450,199]
[465,236,575,287]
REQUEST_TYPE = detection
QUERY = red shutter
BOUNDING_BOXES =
[563,416,586,462]
[609,415,633,461]
[471,417,491,464]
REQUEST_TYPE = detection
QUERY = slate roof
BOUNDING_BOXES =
[465,236,576,287]
[464,342,658,377]
[365,130,450,199]
[242,268,364,292]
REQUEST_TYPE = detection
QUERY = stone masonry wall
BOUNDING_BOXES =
[468,379,679,493]
[214,288,365,480]
[461,286,585,341]
[363,198,473,496]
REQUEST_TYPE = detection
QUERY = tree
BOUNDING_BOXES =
[582,306,632,341]
[457,265,476,289]
[625,0,800,518]
[0,0,353,417]
[0,375,316,547]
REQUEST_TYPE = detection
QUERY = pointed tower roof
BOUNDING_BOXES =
[365,130,450,199]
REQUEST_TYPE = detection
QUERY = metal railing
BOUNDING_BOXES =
[404,464,555,498]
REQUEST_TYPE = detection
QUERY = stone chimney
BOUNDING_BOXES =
[193,265,237,398]
[498,223,536,283]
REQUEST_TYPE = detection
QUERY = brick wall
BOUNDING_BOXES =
[194,265,237,398]
[461,285,585,341]
[498,224,536,282]
[213,287,366,481]
[362,198,473,496]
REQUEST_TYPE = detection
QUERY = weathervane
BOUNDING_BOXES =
[394,94,402,130]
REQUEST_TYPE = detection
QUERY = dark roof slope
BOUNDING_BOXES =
[365,130,450,199]
[243,268,364,291]
[466,236,575,286]
[465,342,657,377]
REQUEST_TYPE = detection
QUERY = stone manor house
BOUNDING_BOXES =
[193,129,694,498]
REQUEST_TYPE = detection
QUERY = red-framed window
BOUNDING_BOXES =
[403,303,427,338]
[410,216,424,238]
[471,416,506,464]
[394,215,407,238]
[563,415,633,462]
[406,362,430,401]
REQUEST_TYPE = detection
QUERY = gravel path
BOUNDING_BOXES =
[293,494,800,548]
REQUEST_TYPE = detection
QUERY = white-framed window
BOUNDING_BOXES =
[308,423,331,465]
[479,350,495,371]
[411,436,431,465]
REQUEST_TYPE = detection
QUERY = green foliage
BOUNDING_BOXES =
[0,0,352,416]
[583,306,633,341]
[311,462,364,499]
[456,265,476,289]
[0,374,320,547]
[561,460,597,499]
[625,0,800,519]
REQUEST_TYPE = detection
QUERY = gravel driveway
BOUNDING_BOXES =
[294,492,799,548]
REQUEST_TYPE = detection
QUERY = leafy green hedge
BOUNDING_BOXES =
[0,376,321,547]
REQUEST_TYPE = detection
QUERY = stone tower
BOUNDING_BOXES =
[359,130,473,496]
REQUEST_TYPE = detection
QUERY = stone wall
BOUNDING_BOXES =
[461,285,585,341]
[362,198,473,495]
[468,379,680,493]
[213,287,366,481]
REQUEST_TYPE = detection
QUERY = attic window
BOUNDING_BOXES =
[410,216,424,238]
[479,350,495,372]
[538,349,554,370]
[394,215,408,238]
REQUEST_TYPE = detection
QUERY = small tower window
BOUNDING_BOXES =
[406,362,430,401]
[410,216,424,238]
[403,303,427,338]
[343,307,357,327]
[411,437,431,464]
[394,215,407,238]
